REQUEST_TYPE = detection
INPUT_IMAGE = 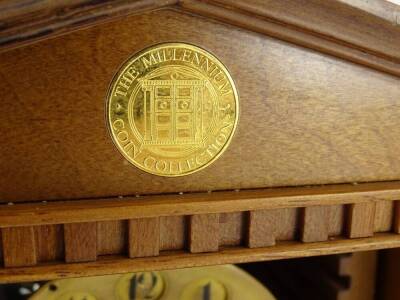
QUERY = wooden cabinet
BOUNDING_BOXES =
[0,0,399,285]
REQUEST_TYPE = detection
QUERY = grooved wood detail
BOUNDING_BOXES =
[275,208,300,241]
[219,212,245,246]
[1,233,399,284]
[247,210,276,248]
[34,225,64,262]
[160,216,187,251]
[0,0,398,78]
[375,201,394,232]
[1,8,400,204]
[0,185,398,281]
[64,222,97,263]
[328,205,345,236]
[1,227,36,267]
[347,203,376,238]
[97,220,127,255]
[189,214,220,253]
[301,206,329,242]
[129,218,160,258]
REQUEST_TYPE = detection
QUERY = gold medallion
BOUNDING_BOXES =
[106,43,239,176]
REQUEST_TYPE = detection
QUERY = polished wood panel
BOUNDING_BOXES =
[1,9,400,203]
[301,206,329,242]
[328,205,345,236]
[1,227,36,267]
[34,225,64,262]
[189,214,219,253]
[374,200,394,232]
[0,0,399,284]
[0,181,398,282]
[1,233,399,283]
[347,203,376,238]
[64,222,97,262]
[182,0,400,77]
[160,216,187,250]
[204,0,400,61]
[97,220,127,255]
[128,218,160,258]
[1,1,398,77]
[1,182,399,228]
[247,210,276,248]
[0,0,178,52]
[219,212,244,246]
[275,208,300,241]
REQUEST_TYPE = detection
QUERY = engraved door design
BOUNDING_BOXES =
[142,79,204,146]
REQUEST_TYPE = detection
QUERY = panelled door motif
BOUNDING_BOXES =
[141,79,205,146]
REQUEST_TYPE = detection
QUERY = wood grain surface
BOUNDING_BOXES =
[374,200,394,232]
[0,182,396,283]
[346,203,376,238]
[97,220,126,255]
[1,233,399,283]
[328,205,345,236]
[0,9,400,203]
[189,214,219,253]
[247,210,276,248]
[34,225,64,262]
[301,206,329,242]
[1,227,36,267]
[1,182,399,228]
[219,212,244,246]
[128,218,160,258]
[64,222,97,262]
[160,216,187,250]
[182,0,400,77]
[1,0,399,77]
[201,0,400,62]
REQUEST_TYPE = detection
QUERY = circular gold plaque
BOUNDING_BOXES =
[106,43,239,176]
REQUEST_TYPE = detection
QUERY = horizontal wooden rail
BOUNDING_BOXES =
[0,233,399,283]
[1,181,400,282]
[1,181,400,227]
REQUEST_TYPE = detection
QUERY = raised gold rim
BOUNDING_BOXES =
[105,42,240,177]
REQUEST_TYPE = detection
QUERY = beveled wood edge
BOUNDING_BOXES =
[0,0,399,77]
[339,0,400,24]
[180,1,400,77]
[0,233,398,283]
[0,0,178,53]
[1,181,399,227]
[200,0,400,62]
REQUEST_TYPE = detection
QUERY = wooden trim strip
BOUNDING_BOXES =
[180,1,400,77]
[128,218,160,258]
[64,222,97,263]
[247,210,276,248]
[202,0,400,62]
[0,0,178,53]
[301,206,329,242]
[1,182,400,228]
[346,202,376,238]
[0,0,398,78]
[1,227,36,267]
[189,214,220,253]
[0,233,399,283]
